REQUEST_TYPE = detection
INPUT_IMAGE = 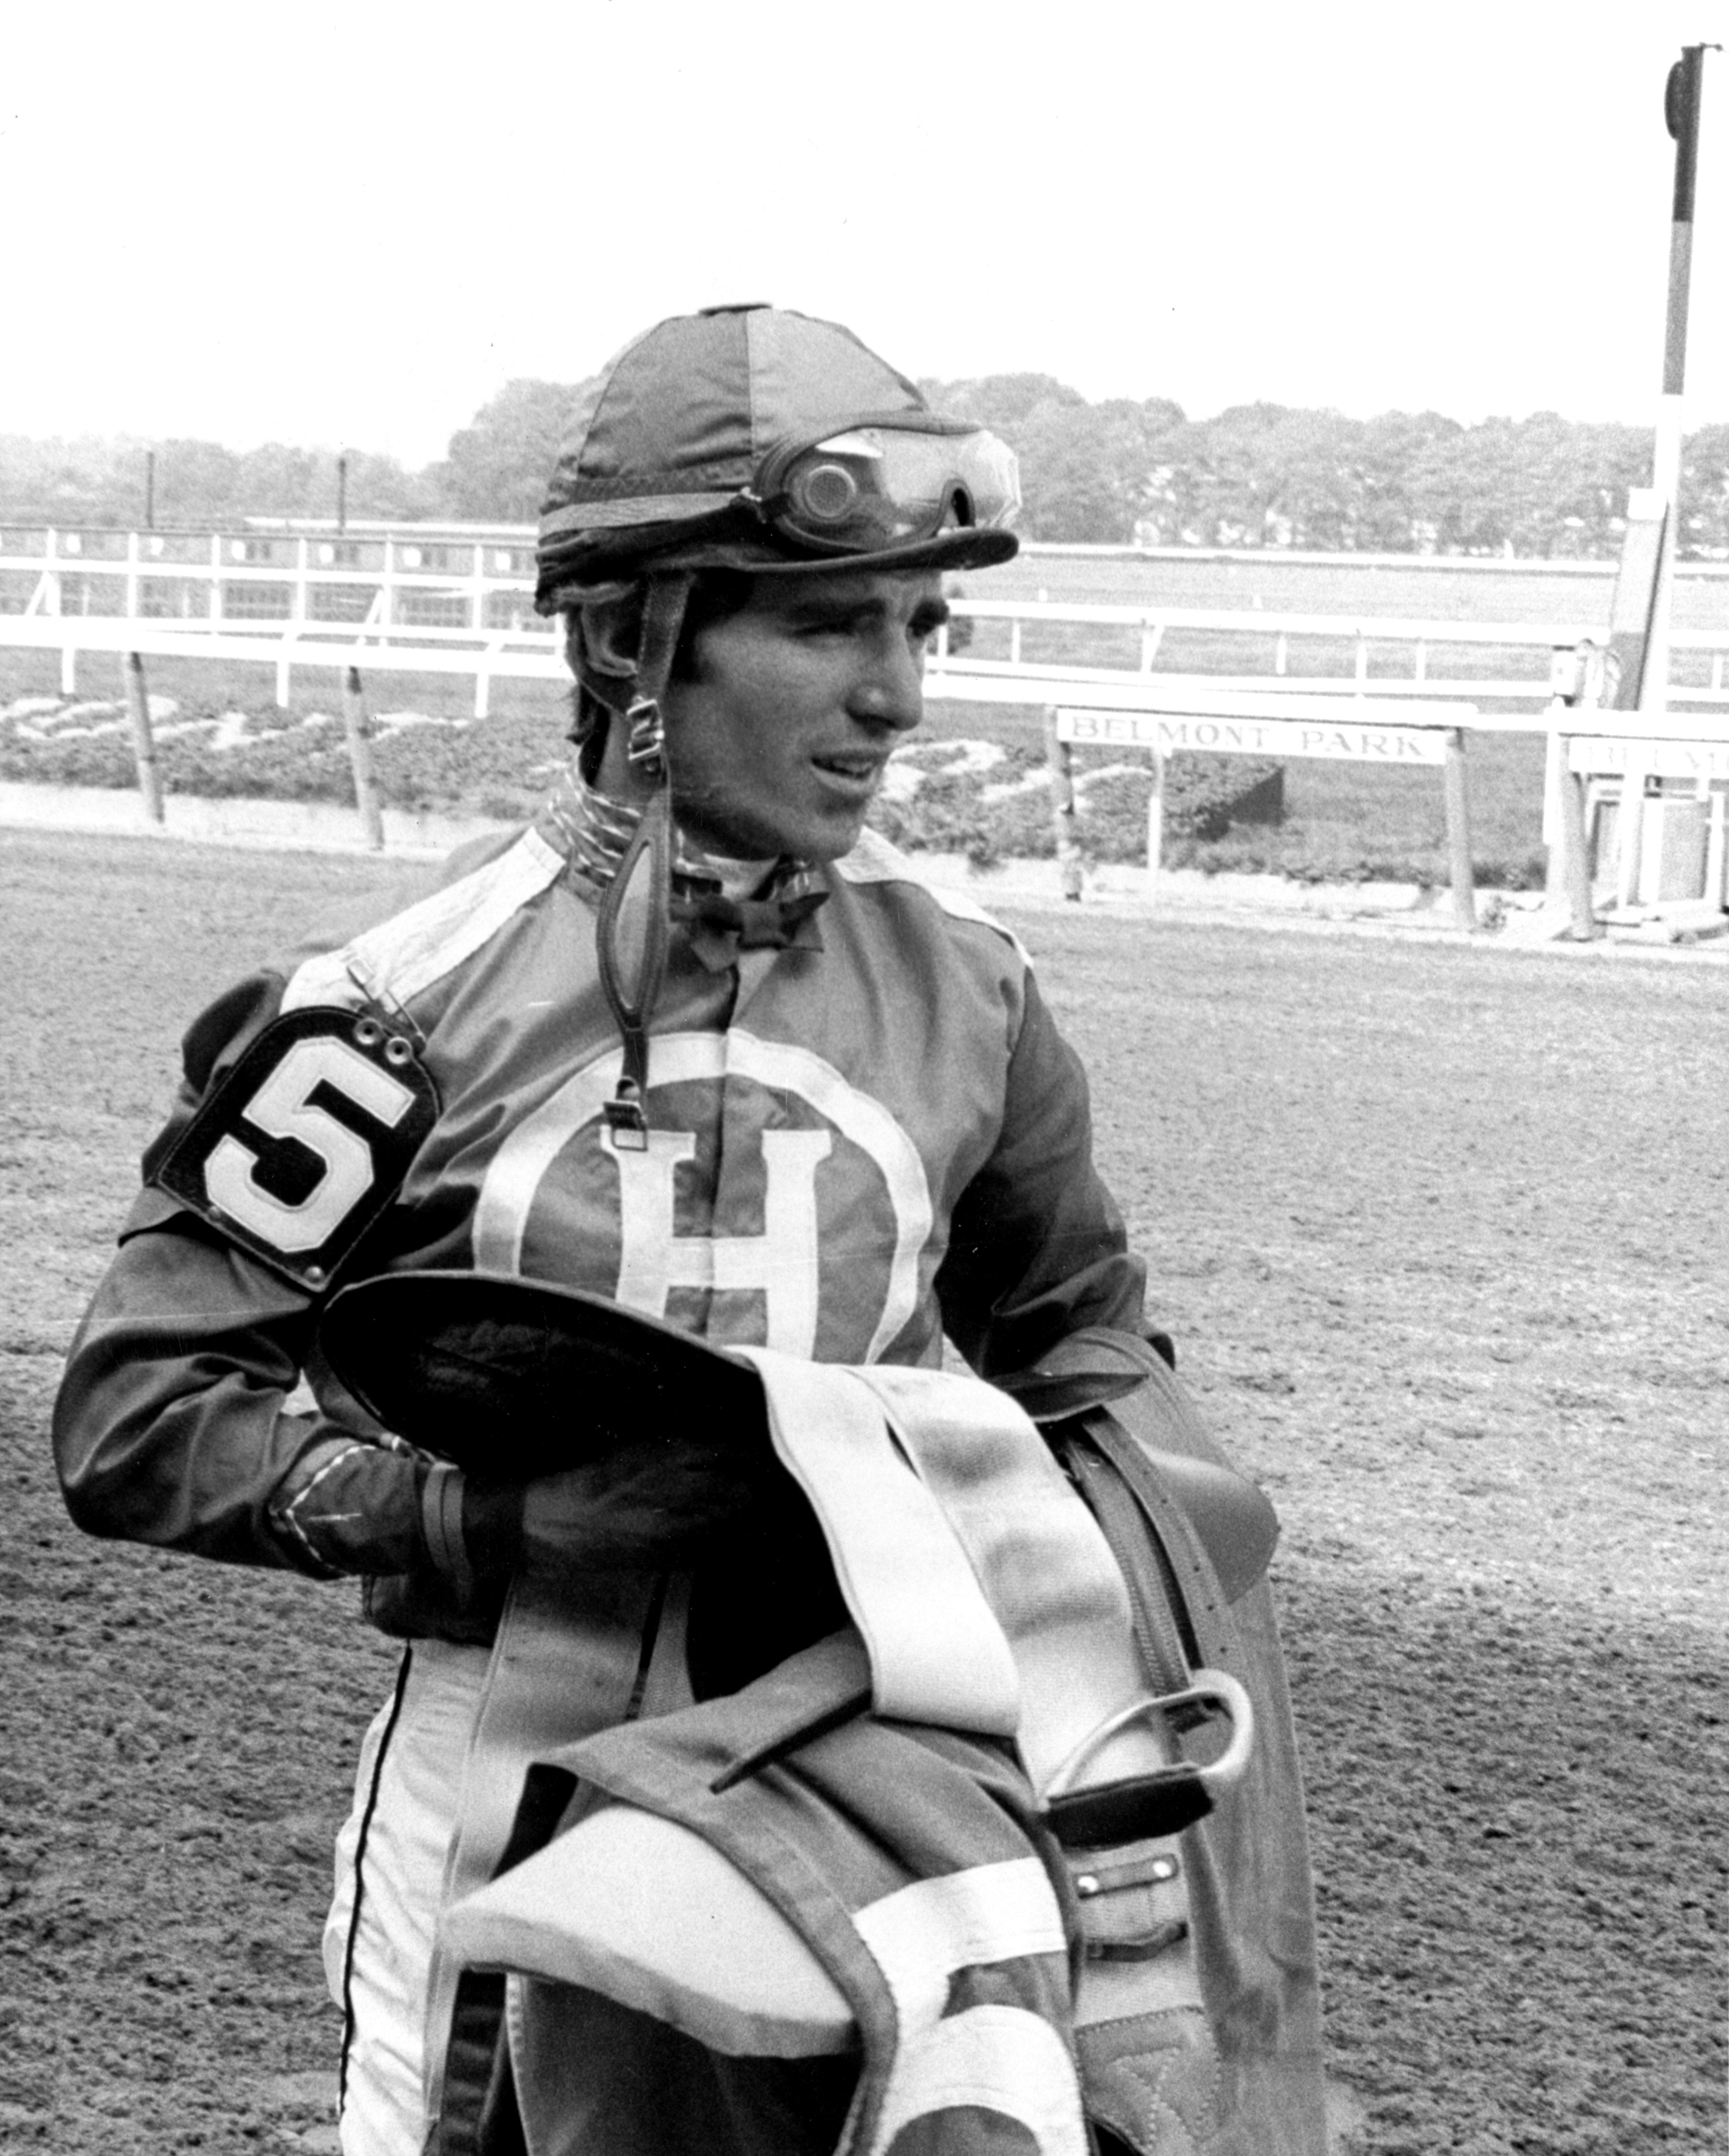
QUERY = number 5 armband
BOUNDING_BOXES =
[151,1005,440,1292]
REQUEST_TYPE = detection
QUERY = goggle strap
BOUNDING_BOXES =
[635,572,693,721]
[595,571,691,1143]
[597,784,670,1151]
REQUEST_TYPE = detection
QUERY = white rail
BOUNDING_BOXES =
[7,527,1727,928]
[9,526,1729,719]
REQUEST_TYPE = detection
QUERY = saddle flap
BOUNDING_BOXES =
[1100,1432,1280,1608]
[1007,1329,1280,1605]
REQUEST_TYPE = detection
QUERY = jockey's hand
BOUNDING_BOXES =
[462,1435,763,1580]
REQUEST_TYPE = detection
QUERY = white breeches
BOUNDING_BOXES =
[325,1640,492,2156]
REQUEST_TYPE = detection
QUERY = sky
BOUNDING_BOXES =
[5,0,1729,468]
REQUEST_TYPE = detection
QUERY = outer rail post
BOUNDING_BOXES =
[1558,746,1600,939]
[123,651,164,824]
[1704,784,1727,907]
[1444,726,1476,930]
[1044,707,1083,902]
[1554,642,1605,936]
[45,527,70,691]
[1145,747,1166,887]
[1542,712,1566,899]
[1614,746,1649,907]
[342,666,384,851]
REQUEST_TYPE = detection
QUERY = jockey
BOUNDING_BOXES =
[54,304,1209,2153]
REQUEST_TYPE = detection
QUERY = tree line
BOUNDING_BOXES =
[919,376,1729,557]
[8,373,1729,559]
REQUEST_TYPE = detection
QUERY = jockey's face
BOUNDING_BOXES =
[661,570,948,863]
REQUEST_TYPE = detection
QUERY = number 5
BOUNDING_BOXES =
[205,1036,416,1254]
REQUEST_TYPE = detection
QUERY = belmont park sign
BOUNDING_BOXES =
[1057,706,1449,766]
[1045,691,1476,929]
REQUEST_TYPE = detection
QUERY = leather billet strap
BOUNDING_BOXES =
[1004,1329,1281,1613]
[594,571,693,1149]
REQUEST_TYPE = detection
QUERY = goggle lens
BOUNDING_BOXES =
[794,455,867,526]
[763,425,1021,553]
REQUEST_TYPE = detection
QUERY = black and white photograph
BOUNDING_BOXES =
[1,5,1722,2152]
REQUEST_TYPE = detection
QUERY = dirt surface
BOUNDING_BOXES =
[1,831,1722,2153]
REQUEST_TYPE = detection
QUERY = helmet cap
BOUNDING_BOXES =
[537,304,1018,602]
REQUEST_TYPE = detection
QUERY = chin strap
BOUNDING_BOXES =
[596,572,693,1150]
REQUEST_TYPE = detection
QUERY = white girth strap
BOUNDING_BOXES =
[730,1351,1021,1735]
[735,1351,1173,1795]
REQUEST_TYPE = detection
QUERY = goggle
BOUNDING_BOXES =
[745,419,1021,556]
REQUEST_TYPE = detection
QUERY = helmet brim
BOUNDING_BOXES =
[540,523,1016,607]
[671,526,1019,578]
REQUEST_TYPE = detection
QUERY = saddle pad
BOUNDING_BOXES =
[440,1799,857,2058]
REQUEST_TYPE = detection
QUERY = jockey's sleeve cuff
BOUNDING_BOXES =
[270,1440,531,1588]
[419,1462,474,1601]
[266,1430,435,1580]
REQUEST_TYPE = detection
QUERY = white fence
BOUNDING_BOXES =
[10,526,1729,721]
[4,527,1727,929]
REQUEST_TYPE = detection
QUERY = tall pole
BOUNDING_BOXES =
[144,449,156,531]
[1642,44,1711,721]
[337,452,349,535]
[1659,48,1706,461]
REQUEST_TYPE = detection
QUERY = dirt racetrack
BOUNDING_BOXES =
[1,829,1723,2154]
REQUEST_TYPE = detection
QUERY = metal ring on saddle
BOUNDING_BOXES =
[1038,1668,1255,1849]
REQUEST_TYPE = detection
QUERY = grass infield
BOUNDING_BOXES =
[0,643,1551,889]
[0,832,1722,2152]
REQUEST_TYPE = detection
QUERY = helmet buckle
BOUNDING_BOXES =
[625,696,666,778]
[603,1086,650,1150]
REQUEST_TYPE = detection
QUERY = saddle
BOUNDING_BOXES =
[319,1278,1327,2156]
